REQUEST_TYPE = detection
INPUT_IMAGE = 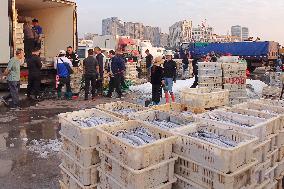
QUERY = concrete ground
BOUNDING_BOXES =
[0,93,138,189]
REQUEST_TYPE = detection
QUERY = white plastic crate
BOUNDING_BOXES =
[276,130,284,148]
[198,76,222,84]
[267,148,279,168]
[180,88,229,109]
[264,164,277,182]
[61,150,99,186]
[95,120,177,170]
[173,121,257,173]
[224,107,278,120]
[175,155,257,189]
[278,145,284,162]
[61,132,99,167]
[96,101,147,119]
[173,174,206,189]
[98,149,176,189]
[254,160,270,185]
[265,180,278,189]
[198,69,222,77]
[60,165,98,189]
[98,168,176,189]
[253,139,272,164]
[128,110,195,131]
[223,77,246,85]
[198,62,222,70]
[229,96,248,106]
[254,179,270,189]
[59,108,122,147]
[222,63,247,71]
[198,83,223,89]
[223,84,246,91]
[151,103,205,115]
[275,159,284,178]
[223,70,246,78]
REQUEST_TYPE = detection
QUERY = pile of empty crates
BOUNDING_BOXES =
[222,63,248,106]
[70,68,83,94]
[198,62,223,89]
[124,62,138,83]
[262,72,283,99]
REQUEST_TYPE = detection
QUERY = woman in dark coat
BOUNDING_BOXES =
[151,56,164,105]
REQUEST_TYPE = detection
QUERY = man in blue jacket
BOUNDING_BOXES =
[106,50,125,98]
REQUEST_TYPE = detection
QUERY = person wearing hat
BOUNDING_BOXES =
[32,19,43,49]
[163,51,177,103]
[54,50,73,100]
[145,49,153,81]
[150,56,164,105]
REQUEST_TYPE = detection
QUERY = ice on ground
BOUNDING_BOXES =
[129,79,195,95]
[27,139,62,159]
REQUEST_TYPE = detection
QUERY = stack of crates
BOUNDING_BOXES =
[173,121,258,189]
[70,67,83,94]
[222,63,247,106]
[40,35,45,58]
[15,23,24,52]
[224,99,284,188]
[58,108,122,189]
[269,72,282,87]
[124,62,138,82]
[95,120,178,189]
[198,62,222,89]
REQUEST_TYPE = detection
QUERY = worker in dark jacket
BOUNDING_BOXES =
[66,46,80,67]
[94,47,105,95]
[182,51,190,79]
[106,50,125,98]
[83,49,99,101]
[145,49,153,81]
[190,54,199,88]
[163,51,177,103]
[27,48,42,99]
[151,56,164,105]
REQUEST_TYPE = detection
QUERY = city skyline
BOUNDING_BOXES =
[76,0,284,45]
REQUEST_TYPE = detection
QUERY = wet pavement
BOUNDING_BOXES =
[0,95,138,189]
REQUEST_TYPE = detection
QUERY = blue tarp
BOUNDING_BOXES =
[189,42,269,58]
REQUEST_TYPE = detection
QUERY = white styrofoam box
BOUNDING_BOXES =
[222,62,247,71]
[175,155,257,189]
[218,56,239,63]
[198,62,222,70]
[96,120,177,170]
[96,101,147,120]
[229,90,248,98]
[275,159,284,178]
[223,76,246,85]
[61,132,99,167]
[173,174,207,189]
[173,121,258,173]
[61,151,99,186]
[198,69,222,77]
[98,149,176,189]
[198,83,223,89]
[198,109,274,140]
[223,84,246,91]
[180,88,229,109]
[60,165,98,189]
[58,108,122,147]
[223,70,246,78]
[198,76,222,84]
[98,168,176,189]
[128,110,195,131]
[151,102,206,115]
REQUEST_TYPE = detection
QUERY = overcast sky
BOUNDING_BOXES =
[76,0,284,45]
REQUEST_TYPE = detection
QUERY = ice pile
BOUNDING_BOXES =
[27,139,62,158]
[72,116,114,128]
[115,127,157,146]
[189,130,238,148]
[148,120,182,129]
[113,108,137,115]
[202,112,250,127]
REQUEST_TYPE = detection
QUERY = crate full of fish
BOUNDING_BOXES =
[60,132,99,167]
[60,150,99,186]
[173,174,204,189]
[128,110,195,131]
[197,110,279,141]
[60,165,98,189]
[59,109,122,148]
[175,155,257,189]
[98,149,177,189]
[96,101,147,119]
[98,168,175,189]
[180,88,229,109]
[151,102,205,116]
[173,121,258,173]
[224,107,279,120]
[95,120,177,170]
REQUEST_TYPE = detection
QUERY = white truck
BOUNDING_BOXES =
[0,0,78,87]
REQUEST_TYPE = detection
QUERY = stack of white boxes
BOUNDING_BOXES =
[225,99,284,188]
[262,72,283,99]
[124,61,138,83]
[173,121,258,189]
[198,62,223,89]
[222,63,247,106]
[15,23,24,52]
[58,109,122,189]
[95,120,177,189]
[70,67,83,94]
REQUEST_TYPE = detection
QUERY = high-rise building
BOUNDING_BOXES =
[160,33,169,47]
[102,17,125,36]
[124,22,144,40]
[192,26,214,42]
[84,33,98,40]
[242,27,249,41]
[144,26,161,47]
[169,20,193,48]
